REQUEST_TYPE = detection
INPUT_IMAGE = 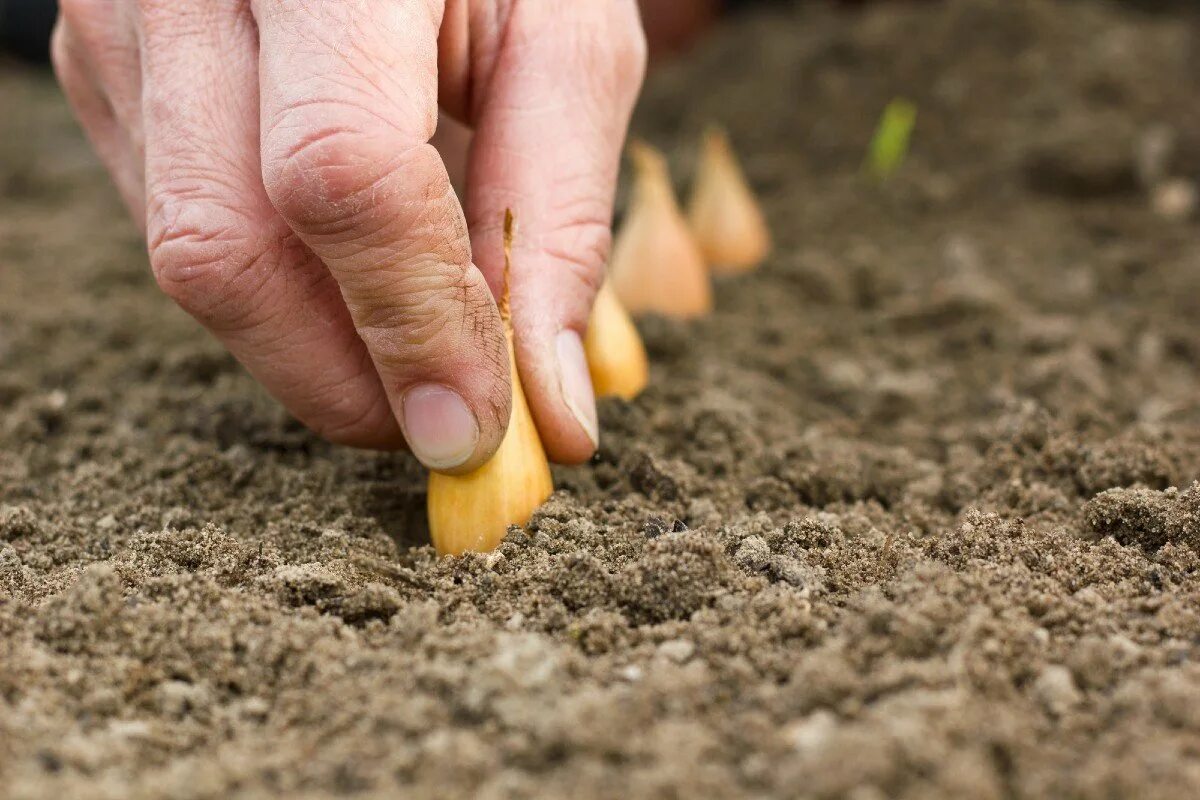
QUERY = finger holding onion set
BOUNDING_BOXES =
[50,0,768,555]
[51,0,646,475]
[433,133,771,556]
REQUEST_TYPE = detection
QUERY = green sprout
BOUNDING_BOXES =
[866,99,917,181]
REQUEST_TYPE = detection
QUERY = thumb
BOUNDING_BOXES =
[465,0,647,464]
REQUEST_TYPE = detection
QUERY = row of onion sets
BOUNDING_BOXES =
[430,129,772,556]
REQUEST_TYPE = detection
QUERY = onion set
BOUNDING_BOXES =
[610,141,713,319]
[585,278,649,400]
[426,211,554,556]
[687,126,771,274]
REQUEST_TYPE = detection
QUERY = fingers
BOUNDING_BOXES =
[51,3,144,217]
[138,1,404,449]
[253,0,511,473]
[55,0,142,126]
[465,0,648,464]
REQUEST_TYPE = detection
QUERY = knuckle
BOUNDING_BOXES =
[261,104,439,234]
[261,119,373,224]
[146,191,274,328]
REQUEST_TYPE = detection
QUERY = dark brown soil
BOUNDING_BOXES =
[6,1,1200,797]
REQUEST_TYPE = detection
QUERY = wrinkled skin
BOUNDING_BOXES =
[52,0,647,472]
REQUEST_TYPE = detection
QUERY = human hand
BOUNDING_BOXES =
[52,0,646,471]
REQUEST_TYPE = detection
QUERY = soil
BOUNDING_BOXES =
[6,1,1200,797]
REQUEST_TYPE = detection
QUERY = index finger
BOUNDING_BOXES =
[251,0,512,473]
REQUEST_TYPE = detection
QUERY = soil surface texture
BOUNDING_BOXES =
[5,1,1200,798]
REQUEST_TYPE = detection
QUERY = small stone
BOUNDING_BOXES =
[734,536,771,573]
[240,697,270,722]
[618,665,644,682]
[642,517,669,538]
[490,633,560,688]
[108,720,152,741]
[270,563,348,607]
[1033,665,1082,717]
[629,452,682,501]
[784,710,838,754]
[657,639,696,663]
[157,680,211,719]
[339,583,402,624]
[1152,178,1197,221]
[770,555,817,591]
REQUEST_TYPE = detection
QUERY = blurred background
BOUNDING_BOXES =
[2,0,1190,66]
[2,0,811,66]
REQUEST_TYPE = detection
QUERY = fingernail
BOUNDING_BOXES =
[556,329,599,448]
[401,384,479,470]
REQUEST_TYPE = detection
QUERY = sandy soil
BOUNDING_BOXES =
[5,1,1200,797]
